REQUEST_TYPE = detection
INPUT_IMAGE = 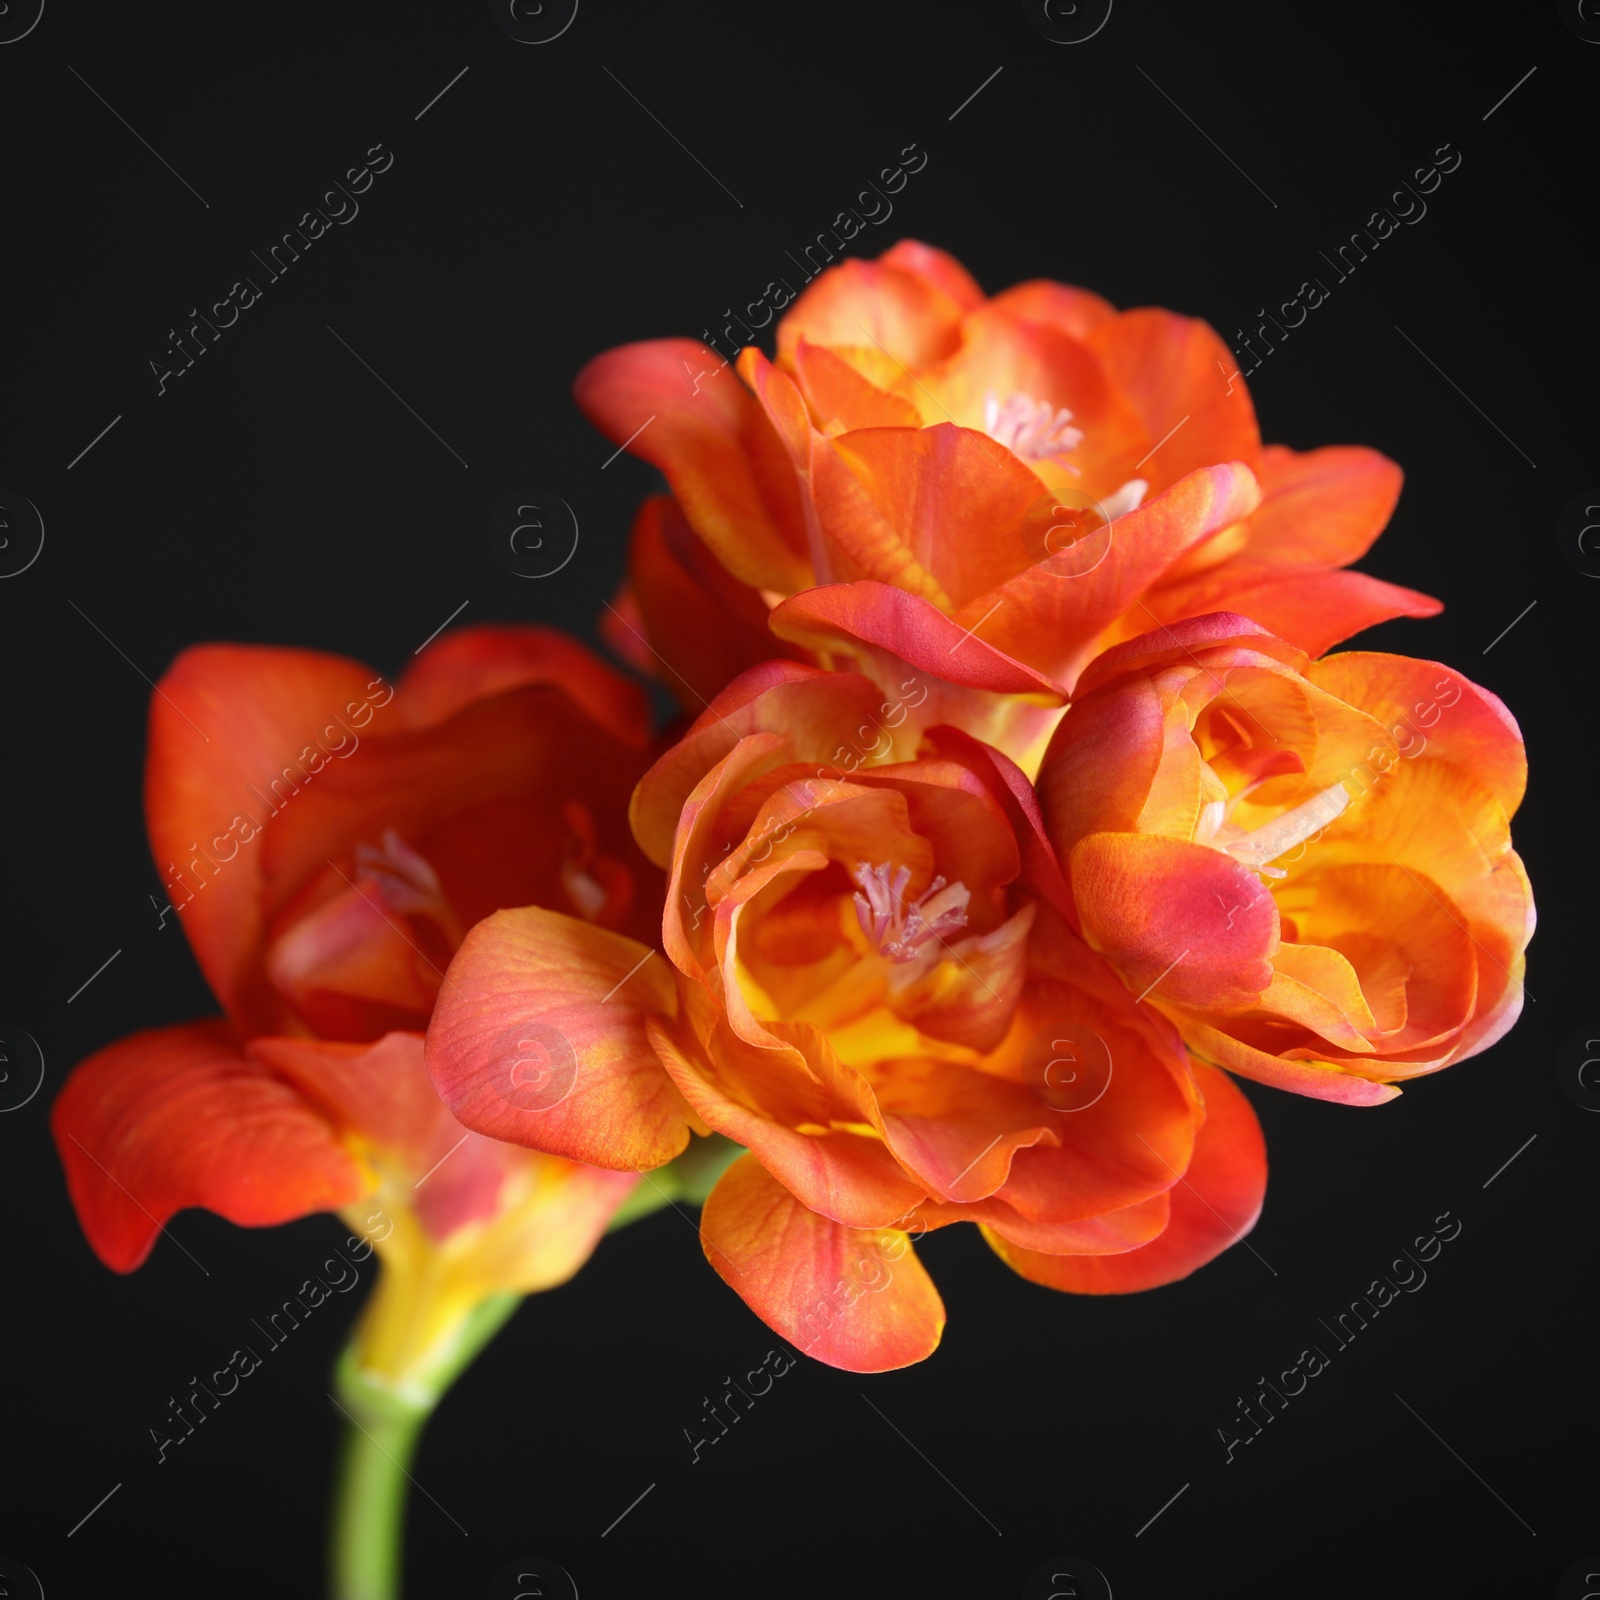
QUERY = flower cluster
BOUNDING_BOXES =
[56,242,1531,1382]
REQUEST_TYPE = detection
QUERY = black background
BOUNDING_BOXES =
[2,2,1592,1596]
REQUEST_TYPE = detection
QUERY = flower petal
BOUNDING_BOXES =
[51,1020,364,1271]
[1070,833,1279,1013]
[608,495,794,707]
[573,338,811,591]
[1185,1023,1401,1105]
[879,240,986,312]
[987,1061,1267,1292]
[966,464,1264,690]
[425,907,697,1171]
[1244,444,1403,567]
[397,623,650,746]
[1086,308,1261,489]
[769,582,1064,697]
[146,646,384,1033]
[777,258,967,370]
[700,1152,946,1371]
[1155,568,1441,656]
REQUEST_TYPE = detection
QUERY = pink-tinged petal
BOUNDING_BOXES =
[1086,309,1261,488]
[424,907,697,1171]
[1070,833,1279,1012]
[1038,674,1167,860]
[965,464,1264,691]
[1155,568,1442,656]
[1243,444,1403,567]
[51,1021,365,1272]
[769,582,1065,697]
[397,623,650,747]
[878,240,986,312]
[988,279,1119,341]
[262,879,441,1037]
[146,646,383,1034]
[1070,612,1307,700]
[776,259,967,369]
[1186,1023,1402,1105]
[918,726,1075,921]
[988,1061,1267,1292]
[573,339,811,591]
[700,1153,945,1372]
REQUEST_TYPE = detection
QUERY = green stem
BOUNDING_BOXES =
[605,1133,746,1232]
[328,1292,522,1600]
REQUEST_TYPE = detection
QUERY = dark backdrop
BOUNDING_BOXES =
[2,2,1591,1596]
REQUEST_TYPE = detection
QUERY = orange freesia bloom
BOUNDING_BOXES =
[52,626,658,1386]
[1036,615,1533,1105]
[427,663,1268,1372]
[580,239,1438,757]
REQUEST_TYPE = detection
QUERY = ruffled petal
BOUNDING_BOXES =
[987,1061,1266,1291]
[700,1153,945,1371]
[51,1021,365,1271]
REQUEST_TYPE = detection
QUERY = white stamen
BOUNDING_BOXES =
[353,829,467,946]
[852,862,971,962]
[561,860,609,922]
[1195,799,1227,844]
[1222,784,1351,874]
[1098,477,1148,520]
[355,829,448,917]
[984,391,1084,463]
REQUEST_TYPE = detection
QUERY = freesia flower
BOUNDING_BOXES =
[580,240,1437,764]
[427,662,1268,1371]
[52,625,660,1390]
[1035,615,1533,1105]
